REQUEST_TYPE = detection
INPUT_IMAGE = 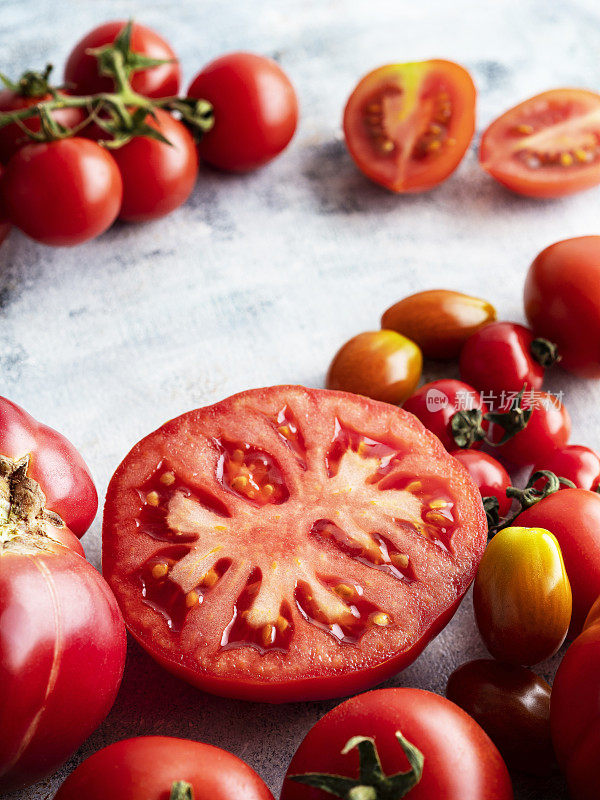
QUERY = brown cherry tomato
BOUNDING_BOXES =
[473,526,572,666]
[381,290,496,359]
[447,659,554,776]
[326,330,422,405]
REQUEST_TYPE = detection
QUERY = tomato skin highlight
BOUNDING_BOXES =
[532,444,600,491]
[450,450,511,516]
[524,236,600,378]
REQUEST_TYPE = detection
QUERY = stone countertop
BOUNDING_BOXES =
[3,0,600,796]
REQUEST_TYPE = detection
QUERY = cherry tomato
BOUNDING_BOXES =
[54,736,273,800]
[480,89,600,198]
[450,450,511,517]
[446,660,554,776]
[473,525,572,665]
[326,330,422,405]
[532,444,600,491]
[188,53,298,172]
[403,379,489,451]
[0,166,10,245]
[524,236,600,377]
[102,386,487,702]
[1,138,122,246]
[343,60,476,193]
[551,595,600,799]
[381,290,496,360]
[110,109,198,222]
[280,687,513,800]
[64,21,181,98]
[0,456,126,792]
[516,488,600,633]
[0,396,97,537]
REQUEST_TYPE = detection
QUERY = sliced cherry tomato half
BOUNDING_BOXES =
[343,60,476,193]
[102,386,487,702]
[480,89,600,198]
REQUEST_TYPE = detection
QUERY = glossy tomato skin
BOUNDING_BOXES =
[0,539,126,792]
[532,444,600,491]
[0,396,97,537]
[446,660,554,776]
[111,109,198,222]
[343,60,476,193]
[54,736,273,800]
[450,450,511,516]
[64,21,181,98]
[517,489,600,633]
[403,379,488,451]
[280,688,513,800]
[524,236,600,377]
[326,330,422,405]
[459,322,545,397]
[188,53,298,172]
[1,138,122,246]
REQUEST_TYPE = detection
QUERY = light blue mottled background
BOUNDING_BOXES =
[2,0,600,797]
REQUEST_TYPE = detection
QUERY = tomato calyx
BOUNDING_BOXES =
[487,470,575,536]
[450,408,487,448]
[0,453,63,545]
[484,388,533,447]
[289,732,424,799]
[170,781,194,800]
[482,495,501,530]
[0,64,55,99]
[530,337,560,369]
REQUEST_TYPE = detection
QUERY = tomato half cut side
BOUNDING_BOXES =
[343,60,476,193]
[480,89,600,198]
[102,386,486,703]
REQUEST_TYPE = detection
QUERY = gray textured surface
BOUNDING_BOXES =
[3,0,600,796]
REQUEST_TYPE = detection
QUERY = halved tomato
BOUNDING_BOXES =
[480,89,600,198]
[343,60,476,192]
[103,386,486,702]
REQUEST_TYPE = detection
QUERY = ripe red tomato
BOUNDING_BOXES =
[532,444,600,491]
[0,396,97,537]
[343,60,476,193]
[280,688,513,800]
[188,52,298,172]
[64,21,181,98]
[102,386,487,702]
[403,379,489,451]
[524,236,600,377]
[1,138,122,246]
[450,450,511,517]
[480,89,600,197]
[110,109,198,222]
[54,736,274,800]
[0,456,126,793]
[516,489,600,633]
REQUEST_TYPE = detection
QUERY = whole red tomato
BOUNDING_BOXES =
[54,736,273,800]
[0,396,97,537]
[280,688,513,800]
[403,379,489,451]
[1,138,122,246]
[525,236,600,377]
[0,456,126,793]
[111,109,198,222]
[64,21,181,98]
[188,52,298,171]
[450,450,512,517]
[532,444,600,491]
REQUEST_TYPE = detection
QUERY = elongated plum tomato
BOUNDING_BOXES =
[326,331,422,405]
[524,236,600,377]
[343,60,476,193]
[64,21,181,98]
[0,396,97,536]
[280,688,513,800]
[532,444,600,491]
[480,89,600,198]
[0,457,126,793]
[54,737,274,800]
[473,526,572,666]
[450,450,511,517]
[102,386,487,702]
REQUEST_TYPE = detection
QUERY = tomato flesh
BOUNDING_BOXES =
[103,386,486,702]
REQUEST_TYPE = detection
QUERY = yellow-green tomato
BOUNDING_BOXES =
[473,526,572,666]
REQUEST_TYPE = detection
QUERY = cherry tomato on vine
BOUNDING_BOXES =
[280,688,513,800]
[343,60,476,193]
[326,331,422,405]
[188,52,298,172]
[480,89,600,198]
[54,736,274,800]
[525,236,600,378]
[532,444,600,491]
[1,137,122,246]
[64,21,181,98]
[450,450,511,517]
